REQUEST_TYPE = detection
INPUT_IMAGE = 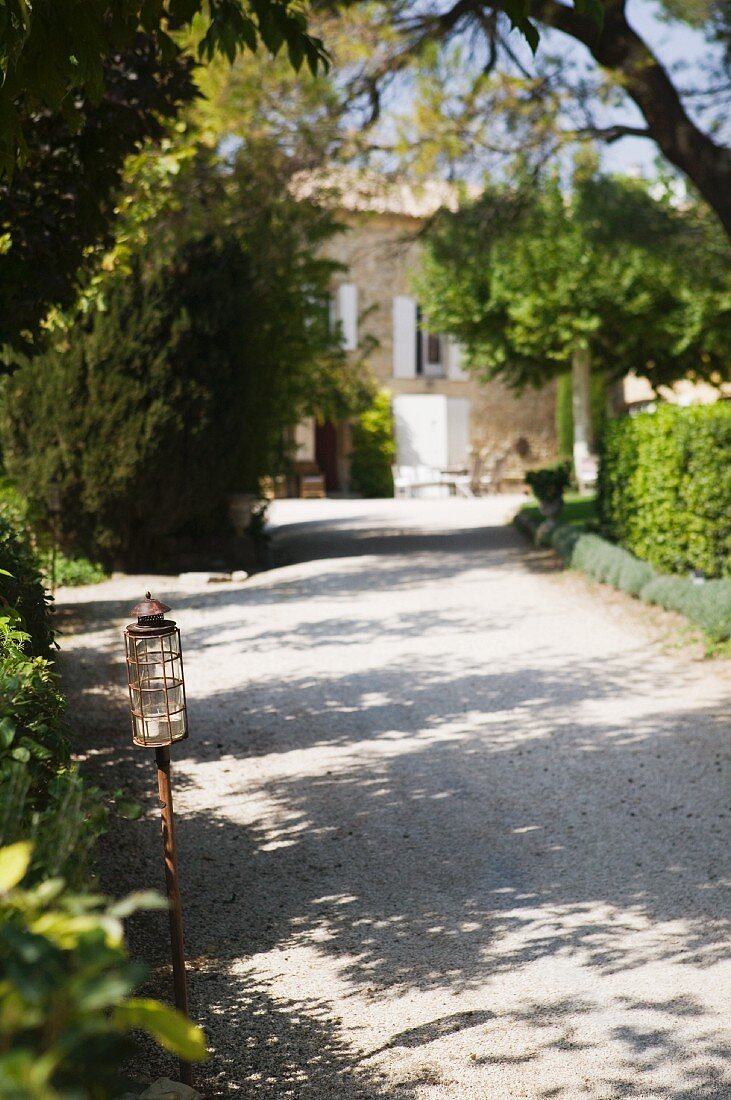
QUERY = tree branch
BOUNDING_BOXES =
[573,123,652,144]
[489,0,731,234]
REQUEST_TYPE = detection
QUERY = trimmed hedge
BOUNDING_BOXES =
[599,403,731,578]
[516,510,731,644]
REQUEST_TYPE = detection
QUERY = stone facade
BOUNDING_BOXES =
[318,207,557,492]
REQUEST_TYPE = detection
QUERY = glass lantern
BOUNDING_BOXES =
[124,594,188,748]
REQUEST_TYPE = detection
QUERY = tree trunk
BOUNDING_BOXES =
[571,345,594,487]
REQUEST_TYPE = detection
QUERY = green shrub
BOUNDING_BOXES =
[350,391,396,498]
[641,576,731,643]
[549,522,582,561]
[0,515,54,659]
[3,210,353,570]
[0,514,207,1091]
[599,403,731,578]
[0,477,106,588]
[519,498,731,642]
[525,461,571,504]
[0,477,27,526]
[0,842,207,1098]
[0,637,106,889]
[39,551,107,588]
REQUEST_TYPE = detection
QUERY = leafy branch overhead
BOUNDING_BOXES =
[0,0,329,176]
[324,0,731,239]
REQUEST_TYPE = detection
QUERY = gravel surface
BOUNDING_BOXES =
[57,498,730,1099]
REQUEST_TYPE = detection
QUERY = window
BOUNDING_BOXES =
[392,297,451,380]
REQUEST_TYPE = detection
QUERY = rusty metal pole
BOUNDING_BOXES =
[155,746,193,1088]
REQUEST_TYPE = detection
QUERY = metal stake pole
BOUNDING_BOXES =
[155,746,193,1088]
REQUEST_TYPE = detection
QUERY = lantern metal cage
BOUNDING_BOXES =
[124,594,188,748]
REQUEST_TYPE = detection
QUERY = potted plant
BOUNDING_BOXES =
[524,461,572,522]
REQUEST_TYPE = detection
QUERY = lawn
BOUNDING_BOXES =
[521,493,598,530]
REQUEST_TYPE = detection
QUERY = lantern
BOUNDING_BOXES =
[124,593,188,748]
[123,593,193,1086]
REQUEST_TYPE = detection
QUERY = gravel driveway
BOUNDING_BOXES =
[58,498,730,1099]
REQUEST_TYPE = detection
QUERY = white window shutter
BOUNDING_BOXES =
[393,296,417,378]
[337,283,358,351]
[447,339,469,381]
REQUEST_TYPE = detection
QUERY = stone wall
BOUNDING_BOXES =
[323,209,558,486]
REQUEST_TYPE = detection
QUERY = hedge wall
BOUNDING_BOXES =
[598,403,731,578]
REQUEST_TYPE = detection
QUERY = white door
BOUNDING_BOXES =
[393,394,448,469]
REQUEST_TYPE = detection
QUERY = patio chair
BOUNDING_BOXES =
[475,450,508,494]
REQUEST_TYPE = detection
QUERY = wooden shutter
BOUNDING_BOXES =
[337,283,358,351]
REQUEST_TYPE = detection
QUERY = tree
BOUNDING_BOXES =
[0,2,332,362]
[1,151,369,568]
[0,1,328,177]
[0,39,197,359]
[416,171,731,464]
[329,1,731,239]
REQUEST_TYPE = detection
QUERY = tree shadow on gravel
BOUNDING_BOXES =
[195,971,425,1099]
[468,993,731,1099]
[56,513,730,1098]
[58,654,730,1095]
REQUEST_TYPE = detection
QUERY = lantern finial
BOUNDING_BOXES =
[130,593,172,623]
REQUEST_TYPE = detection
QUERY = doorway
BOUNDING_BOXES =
[315,421,339,493]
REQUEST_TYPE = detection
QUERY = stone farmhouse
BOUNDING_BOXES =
[289,176,558,496]
[287,174,729,498]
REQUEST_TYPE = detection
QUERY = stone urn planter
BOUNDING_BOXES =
[227,493,260,538]
[524,462,572,541]
[538,496,564,522]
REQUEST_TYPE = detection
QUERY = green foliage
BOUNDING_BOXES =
[39,552,108,589]
[524,461,571,504]
[569,532,656,597]
[418,173,731,392]
[599,403,731,578]
[0,512,208,1092]
[0,842,206,1098]
[0,42,198,358]
[0,478,107,587]
[0,1,328,179]
[521,493,598,530]
[350,391,396,498]
[0,554,103,888]
[641,576,731,643]
[0,477,26,524]
[2,149,361,569]
[0,515,53,658]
